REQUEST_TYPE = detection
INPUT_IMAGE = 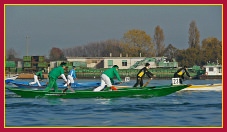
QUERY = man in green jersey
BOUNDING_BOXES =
[44,62,68,92]
[93,65,122,91]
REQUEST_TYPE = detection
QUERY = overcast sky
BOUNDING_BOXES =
[5,5,222,58]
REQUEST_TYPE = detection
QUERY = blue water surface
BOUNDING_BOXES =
[5,79,222,127]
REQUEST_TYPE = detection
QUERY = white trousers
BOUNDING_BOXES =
[64,75,74,86]
[29,75,41,86]
[93,74,112,91]
[67,75,74,84]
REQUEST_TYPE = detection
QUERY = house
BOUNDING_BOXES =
[66,56,177,69]
[204,63,222,76]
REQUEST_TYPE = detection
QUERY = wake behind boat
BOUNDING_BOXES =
[171,78,222,91]
[6,84,189,99]
[183,83,222,91]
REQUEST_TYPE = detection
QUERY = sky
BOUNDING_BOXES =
[5,5,222,58]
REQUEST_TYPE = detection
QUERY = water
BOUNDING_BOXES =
[5,79,222,127]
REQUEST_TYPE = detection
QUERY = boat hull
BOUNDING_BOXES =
[6,85,189,99]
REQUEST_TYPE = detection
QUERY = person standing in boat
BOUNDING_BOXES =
[173,65,192,84]
[133,63,156,87]
[44,62,68,92]
[93,65,122,91]
[29,69,44,87]
[63,66,77,92]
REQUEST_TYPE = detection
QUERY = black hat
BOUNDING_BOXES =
[60,62,67,66]
[112,65,119,69]
[145,63,150,66]
[184,65,187,68]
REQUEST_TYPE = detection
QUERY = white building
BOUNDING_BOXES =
[66,57,156,69]
[65,56,177,69]
[103,57,156,69]
[204,64,222,76]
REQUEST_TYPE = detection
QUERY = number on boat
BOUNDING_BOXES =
[172,78,180,85]
[125,77,130,82]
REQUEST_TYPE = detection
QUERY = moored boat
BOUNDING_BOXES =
[10,80,122,89]
[6,84,189,99]
[5,74,19,84]
[10,80,101,89]
[199,62,222,79]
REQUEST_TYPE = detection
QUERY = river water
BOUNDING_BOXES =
[5,79,222,127]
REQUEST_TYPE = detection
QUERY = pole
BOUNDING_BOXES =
[26,35,30,56]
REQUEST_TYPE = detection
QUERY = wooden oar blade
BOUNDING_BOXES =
[143,80,151,87]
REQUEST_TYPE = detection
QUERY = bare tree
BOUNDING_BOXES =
[154,25,165,56]
[49,47,66,61]
[62,39,123,57]
[6,48,18,60]
[163,44,177,60]
[188,20,200,48]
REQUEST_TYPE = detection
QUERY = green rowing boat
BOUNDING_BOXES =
[6,84,189,99]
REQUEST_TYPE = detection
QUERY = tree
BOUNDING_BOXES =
[163,44,177,61]
[188,20,200,48]
[122,29,155,57]
[154,25,165,56]
[49,47,66,61]
[201,37,222,65]
[6,48,18,61]
[62,39,123,57]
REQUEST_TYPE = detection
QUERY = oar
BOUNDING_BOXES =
[62,87,68,93]
[63,85,75,93]
[142,79,152,87]
[63,80,70,93]
[64,80,75,93]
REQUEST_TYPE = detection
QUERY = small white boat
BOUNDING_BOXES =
[5,74,19,84]
[183,83,222,91]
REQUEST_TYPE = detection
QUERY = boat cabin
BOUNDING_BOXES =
[204,64,222,76]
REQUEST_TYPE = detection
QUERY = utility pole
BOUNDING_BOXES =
[26,35,30,56]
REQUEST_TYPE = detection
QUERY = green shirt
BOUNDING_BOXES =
[48,66,65,79]
[103,67,122,82]
[35,71,43,79]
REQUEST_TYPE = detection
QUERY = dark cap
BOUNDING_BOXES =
[145,63,150,66]
[112,65,119,69]
[184,66,187,68]
[60,62,67,66]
